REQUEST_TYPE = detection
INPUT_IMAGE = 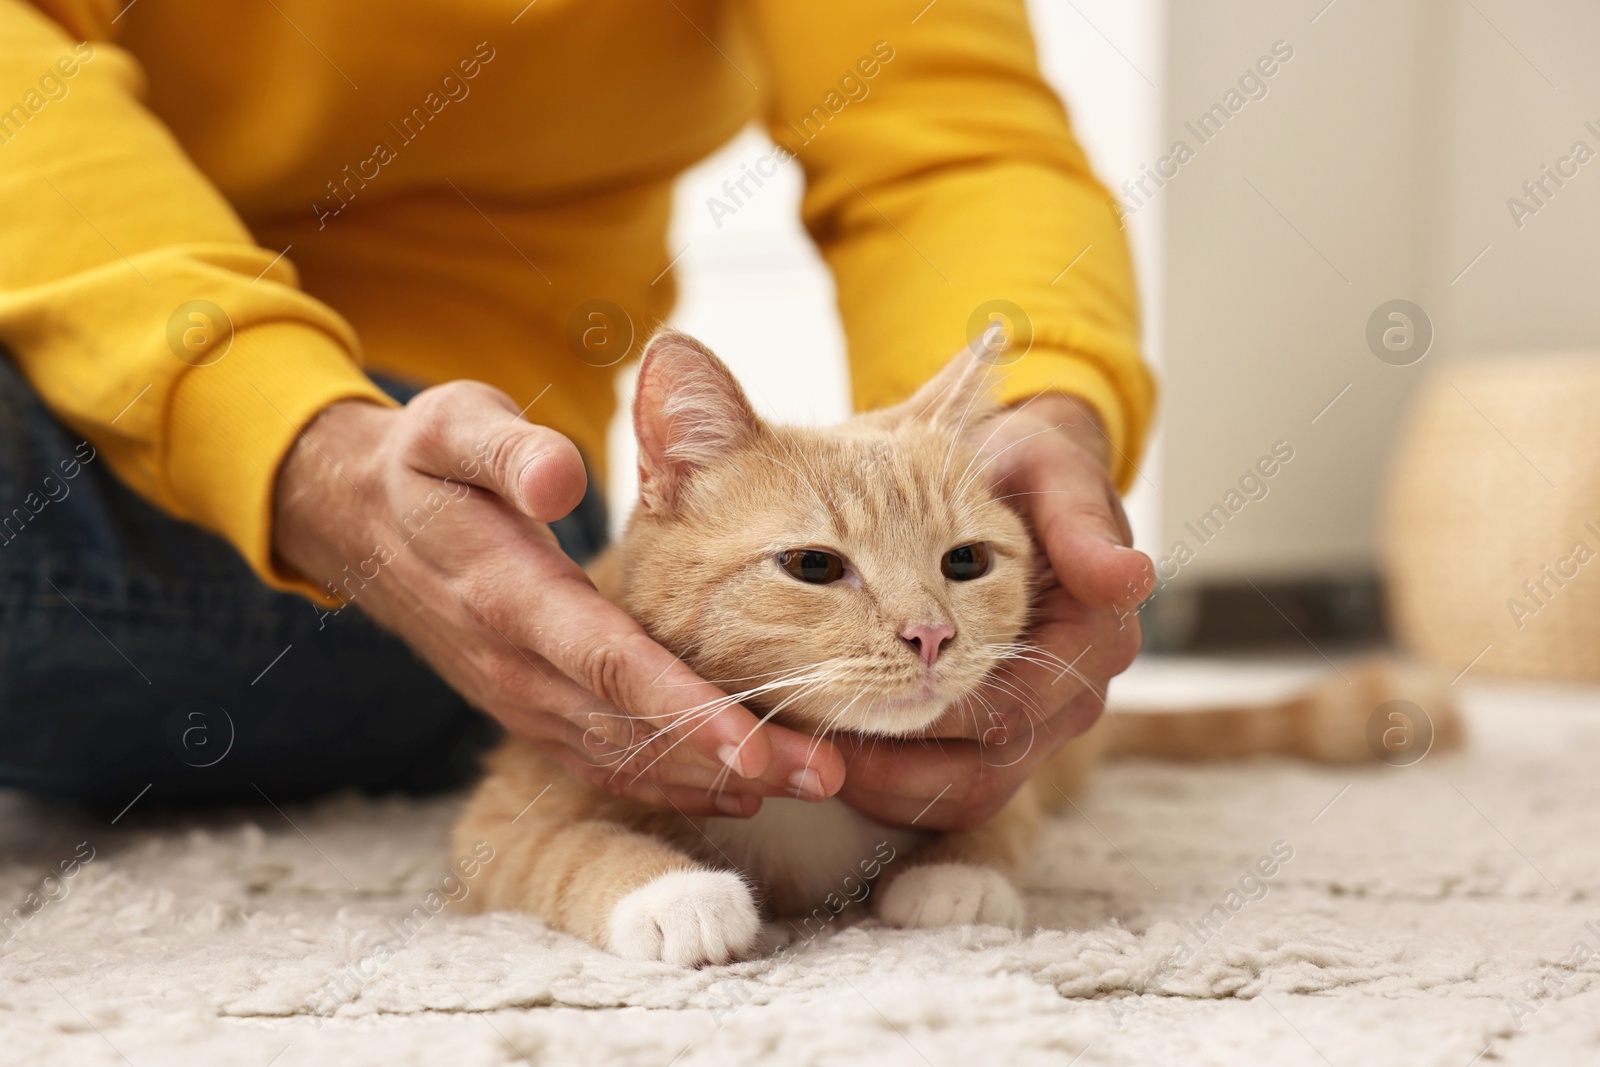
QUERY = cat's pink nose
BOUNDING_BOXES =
[900,623,955,666]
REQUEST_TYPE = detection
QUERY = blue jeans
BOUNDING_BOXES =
[0,355,607,808]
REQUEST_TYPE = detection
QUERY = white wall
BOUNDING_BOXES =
[1156,0,1439,581]
[1418,0,1600,354]
[1152,0,1600,586]
[607,2,1169,542]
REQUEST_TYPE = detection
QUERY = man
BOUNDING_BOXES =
[0,0,1154,830]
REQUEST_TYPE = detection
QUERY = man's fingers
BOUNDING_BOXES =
[841,687,1110,831]
[634,784,761,819]
[979,397,1148,608]
[970,662,1109,754]
[469,588,784,788]
[403,380,587,522]
[582,702,844,801]
[836,735,978,803]
[590,703,844,802]
[498,568,849,799]
[541,708,829,799]
[436,552,809,797]
[537,745,762,817]
[1025,458,1154,608]
[634,782,761,819]
[762,722,847,801]
[980,592,1135,738]
[514,576,779,778]
[834,735,1024,832]
[528,583,843,799]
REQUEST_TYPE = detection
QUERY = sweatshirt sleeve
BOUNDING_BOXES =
[0,0,394,597]
[739,0,1155,492]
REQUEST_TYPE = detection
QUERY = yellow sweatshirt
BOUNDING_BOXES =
[1,0,1153,599]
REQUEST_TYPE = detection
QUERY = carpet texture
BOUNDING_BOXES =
[4,673,1598,1066]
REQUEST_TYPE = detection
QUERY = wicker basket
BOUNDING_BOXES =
[1383,352,1600,682]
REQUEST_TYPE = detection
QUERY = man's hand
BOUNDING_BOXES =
[272,382,845,817]
[837,394,1153,831]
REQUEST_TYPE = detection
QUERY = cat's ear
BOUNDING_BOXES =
[633,329,762,510]
[881,334,1002,433]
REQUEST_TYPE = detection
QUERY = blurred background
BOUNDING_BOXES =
[611,0,1600,678]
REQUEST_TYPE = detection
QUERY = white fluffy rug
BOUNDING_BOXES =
[5,669,1600,1066]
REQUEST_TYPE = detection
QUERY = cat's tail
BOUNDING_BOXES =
[1039,656,1465,799]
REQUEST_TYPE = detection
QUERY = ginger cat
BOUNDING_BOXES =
[453,330,1460,965]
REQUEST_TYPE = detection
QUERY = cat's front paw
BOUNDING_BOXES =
[607,870,760,966]
[876,863,1025,930]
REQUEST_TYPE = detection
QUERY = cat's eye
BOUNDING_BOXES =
[779,549,846,585]
[942,543,991,581]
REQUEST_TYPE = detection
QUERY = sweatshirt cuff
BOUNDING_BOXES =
[164,321,397,599]
[989,341,1153,496]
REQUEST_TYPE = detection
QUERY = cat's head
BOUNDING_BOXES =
[619,330,1033,739]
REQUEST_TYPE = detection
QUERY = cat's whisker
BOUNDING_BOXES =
[620,706,740,785]
[989,489,1077,504]
[591,693,755,728]
[707,675,843,793]
[739,675,836,738]
[949,384,1046,497]
[1016,657,1107,704]
[953,424,1067,502]
[967,664,1053,726]
[960,679,1042,767]
[649,666,845,785]
[939,360,1004,482]
[619,678,826,761]
[729,691,862,799]
[656,667,830,720]
[804,691,863,769]
[982,641,1108,703]
[966,684,1043,758]
[654,661,822,689]
[946,690,993,745]
[980,640,1068,671]
[954,692,981,737]
[971,676,1049,730]
[706,681,838,793]
[951,421,1060,501]
[607,670,838,778]
[985,648,1077,679]
[968,678,1044,730]
[999,668,1057,715]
